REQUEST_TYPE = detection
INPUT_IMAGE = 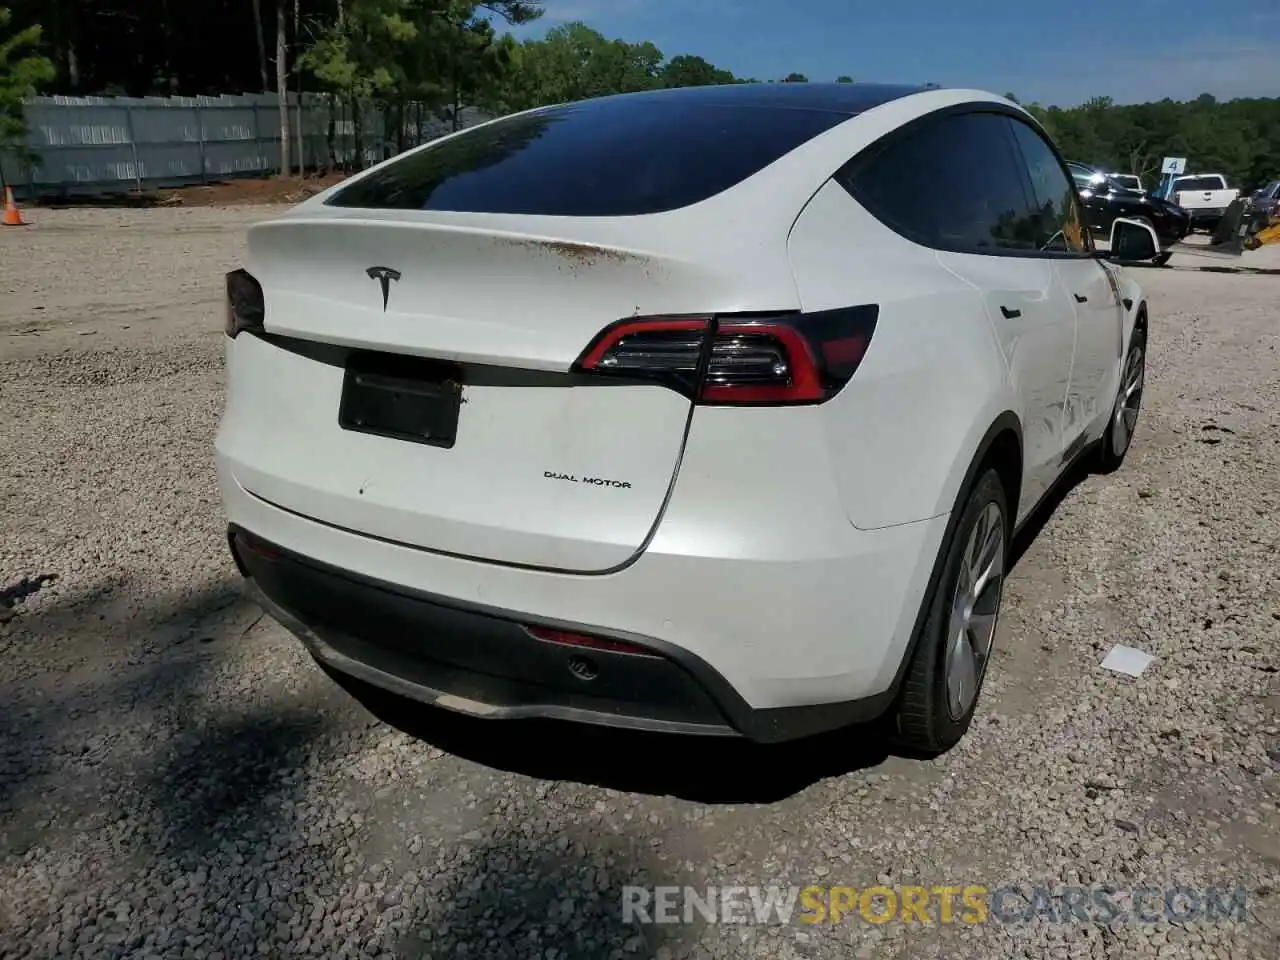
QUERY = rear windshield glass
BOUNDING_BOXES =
[326,98,849,216]
[1176,176,1225,191]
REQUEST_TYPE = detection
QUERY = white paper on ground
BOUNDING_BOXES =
[1100,644,1155,678]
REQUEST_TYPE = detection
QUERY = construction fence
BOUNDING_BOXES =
[3,93,489,201]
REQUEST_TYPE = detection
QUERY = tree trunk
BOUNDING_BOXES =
[276,0,290,177]
[351,91,363,171]
[294,0,304,176]
[326,96,336,173]
[337,2,348,169]
[160,0,175,94]
[252,0,269,92]
[52,0,82,91]
[450,31,460,132]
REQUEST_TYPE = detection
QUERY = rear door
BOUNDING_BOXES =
[840,108,1078,516]
[1007,117,1124,450]
[929,113,1079,514]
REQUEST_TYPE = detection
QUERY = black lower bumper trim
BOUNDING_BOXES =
[228,526,894,743]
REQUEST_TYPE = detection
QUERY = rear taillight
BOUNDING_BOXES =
[225,269,265,338]
[573,306,878,405]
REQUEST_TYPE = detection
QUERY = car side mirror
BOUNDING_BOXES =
[1102,217,1161,264]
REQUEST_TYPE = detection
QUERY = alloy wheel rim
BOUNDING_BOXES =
[945,501,1005,721]
[1112,343,1145,457]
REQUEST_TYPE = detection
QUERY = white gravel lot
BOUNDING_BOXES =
[1,206,1278,960]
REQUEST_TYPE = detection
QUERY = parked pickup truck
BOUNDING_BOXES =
[1171,173,1239,231]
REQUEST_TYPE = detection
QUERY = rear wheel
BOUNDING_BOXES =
[1095,325,1146,473]
[894,468,1008,755]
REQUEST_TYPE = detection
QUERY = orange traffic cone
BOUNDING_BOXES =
[2,186,27,227]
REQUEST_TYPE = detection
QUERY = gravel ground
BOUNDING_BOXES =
[1,207,1278,960]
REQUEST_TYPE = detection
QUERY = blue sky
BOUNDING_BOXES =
[504,0,1280,107]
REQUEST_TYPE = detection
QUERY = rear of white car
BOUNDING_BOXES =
[216,83,1142,752]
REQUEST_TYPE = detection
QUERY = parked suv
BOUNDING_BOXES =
[1068,162,1190,246]
[218,85,1152,755]
[1107,172,1144,194]
[1247,180,1280,225]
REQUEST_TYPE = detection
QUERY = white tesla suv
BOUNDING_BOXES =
[216,83,1151,754]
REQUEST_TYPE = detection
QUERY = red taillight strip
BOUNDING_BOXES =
[576,316,711,369]
[572,305,878,406]
[701,320,824,403]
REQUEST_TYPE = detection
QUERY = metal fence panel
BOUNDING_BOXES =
[6,92,490,200]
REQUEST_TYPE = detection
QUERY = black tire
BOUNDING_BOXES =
[1094,324,1146,473]
[894,468,1009,756]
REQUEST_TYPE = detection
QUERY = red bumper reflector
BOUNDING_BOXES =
[235,532,281,562]
[526,625,659,657]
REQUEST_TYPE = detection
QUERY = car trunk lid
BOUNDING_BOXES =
[225,213,796,572]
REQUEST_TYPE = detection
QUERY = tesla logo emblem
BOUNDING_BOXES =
[365,266,401,311]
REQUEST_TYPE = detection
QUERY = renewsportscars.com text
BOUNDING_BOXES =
[622,884,1251,926]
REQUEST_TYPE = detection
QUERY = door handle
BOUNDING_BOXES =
[1000,305,1021,319]
[1074,293,1088,302]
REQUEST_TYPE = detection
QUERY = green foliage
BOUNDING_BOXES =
[836,75,853,83]
[1018,93,1280,190]
[661,54,736,89]
[0,5,54,180]
[782,72,807,83]
[491,22,667,111]
[301,0,539,116]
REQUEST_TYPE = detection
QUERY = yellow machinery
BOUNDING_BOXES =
[1244,220,1280,250]
[1209,197,1280,254]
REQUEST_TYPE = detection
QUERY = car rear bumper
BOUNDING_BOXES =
[233,527,742,737]
[218,463,950,743]
[232,525,915,742]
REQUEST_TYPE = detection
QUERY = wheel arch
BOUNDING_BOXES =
[884,410,1022,707]
[1133,299,1148,338]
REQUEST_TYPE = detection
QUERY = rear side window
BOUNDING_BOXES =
[326,100,849,217]
[838,110,1041,254]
